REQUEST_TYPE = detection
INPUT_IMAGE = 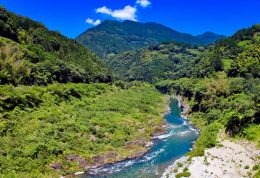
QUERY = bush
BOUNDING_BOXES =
[177,162,183,167]
[176,172,191,178]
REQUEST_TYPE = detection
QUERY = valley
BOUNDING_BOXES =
[0,3,259,178]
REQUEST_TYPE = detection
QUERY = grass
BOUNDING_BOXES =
[239,125,260,148]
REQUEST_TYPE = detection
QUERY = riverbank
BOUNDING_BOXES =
[69,95,171,177]
[162,133,260,178]
[162,96,260,178]
[78,97,198,178]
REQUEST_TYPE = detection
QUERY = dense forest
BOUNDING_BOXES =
[0,6,112,85]
[106,42,205,83]
[156,25,260,157]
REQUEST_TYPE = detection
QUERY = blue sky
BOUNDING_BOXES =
[0,0,259,38]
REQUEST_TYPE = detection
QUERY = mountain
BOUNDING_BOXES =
[107,42,205,83]
[0,6,112,85]
[76,20,207,56]
[196,32,226,44]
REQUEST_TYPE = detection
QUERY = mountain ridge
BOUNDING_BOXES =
[76,20,225,56]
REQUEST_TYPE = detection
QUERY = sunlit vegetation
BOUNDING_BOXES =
[108,42,205,83]
[0,82,166,177]
[0,6,168,177]
[0,4,259,178]
[156,25,260,156]
[0,6,112,85]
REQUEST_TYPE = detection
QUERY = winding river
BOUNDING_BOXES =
[82,98,198,178]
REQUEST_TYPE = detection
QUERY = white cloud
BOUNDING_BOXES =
[96,5,137,21]
[86,18,101,26]
[136,0,151,8]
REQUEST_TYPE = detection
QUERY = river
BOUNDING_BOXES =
[81,98,198,178]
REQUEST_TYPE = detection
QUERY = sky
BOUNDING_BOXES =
[0,0,259,38]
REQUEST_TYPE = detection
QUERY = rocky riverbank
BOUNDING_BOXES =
[175,95,190,119]
[65,96,171,177]
[162,134,260,178]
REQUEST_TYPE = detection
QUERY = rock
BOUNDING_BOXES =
[50,162,62,170]
[92,155,105,167]
[152,127,167,136]
[78,158,91,169]
[66,154,79,161]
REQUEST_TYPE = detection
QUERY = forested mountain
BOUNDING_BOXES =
[76,20,222,57]
[107,42,205,83]
[193,24,260,78]
[196,32,226,44]
[156,24,260,156]
[0,6,112,85]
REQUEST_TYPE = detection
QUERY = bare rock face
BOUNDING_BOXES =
[50,162,62,170]
[65,154,92,169]
[124,139,146,148]
[66,154,79,161]
[92,155,105,168]
[152,127,167,136]
[78,158,92,169]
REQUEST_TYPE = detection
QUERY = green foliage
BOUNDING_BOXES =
[156,75,259,155]
[176,171,191,178]
[108,43,205,83]
[177,162,184,167]
[193,24,260,78]
[189,122,221,156]
[239,125,260,147]
[0,82,166,177]
[0,7,112,85]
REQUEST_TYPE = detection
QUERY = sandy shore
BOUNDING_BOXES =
[162,137,260,178]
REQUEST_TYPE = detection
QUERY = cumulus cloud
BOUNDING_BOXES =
[96,5,137,21]
[86,18,101,25]
[136,0,151,8]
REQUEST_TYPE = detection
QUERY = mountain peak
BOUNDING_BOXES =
[76,20,203,56]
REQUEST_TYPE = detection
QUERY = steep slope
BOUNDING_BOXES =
[193,24,260,78]
[107,42,205,83]
[76,20,204,56]
[0,7,112,85]
[196,32,226,44]
[156,24,260,162]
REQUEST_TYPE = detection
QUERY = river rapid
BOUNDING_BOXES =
[81,98,198,178]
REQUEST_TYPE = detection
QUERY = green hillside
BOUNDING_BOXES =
[0,7,168,177]
[107,42,205,83]
[156,24,260,155]
[76,20,208,56]
[0,7,112,85]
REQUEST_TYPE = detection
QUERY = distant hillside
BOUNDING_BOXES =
[196,32,226,44]
[107,42,205,83]
[193,24,260,78]
[76,20,208,56]
[0,7,112,85]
